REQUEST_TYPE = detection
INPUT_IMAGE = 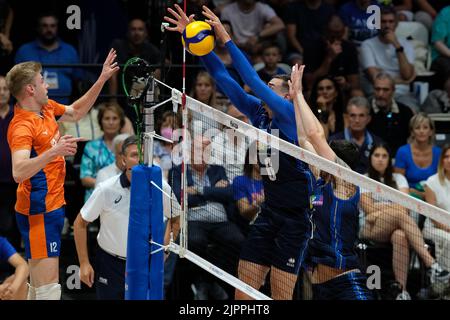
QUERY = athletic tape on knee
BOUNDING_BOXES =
[35,283,61,300]
[27,283,36,300]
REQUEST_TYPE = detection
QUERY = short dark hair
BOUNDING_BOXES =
[122,135,138,155]
[261,41,281,54]
[380,6,397,18]
[271,74,290,93]
[329,139,360,171]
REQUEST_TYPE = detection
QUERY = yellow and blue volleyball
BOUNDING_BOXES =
[181,21,215,56]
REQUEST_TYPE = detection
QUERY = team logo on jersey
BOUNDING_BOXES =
[114,195,122,204]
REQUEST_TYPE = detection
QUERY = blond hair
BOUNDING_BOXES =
[438,144,450,185]
[5,62,42,99]
[407,112,435,145]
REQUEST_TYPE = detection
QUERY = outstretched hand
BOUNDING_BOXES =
[164,4,195,34]
[99,48,119,82]
[202,5,231,44]
[288,64,305,98]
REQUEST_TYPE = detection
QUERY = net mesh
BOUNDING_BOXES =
[164,88,450,300]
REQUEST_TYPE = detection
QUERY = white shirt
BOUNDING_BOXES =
[360,36,415,95]
[80,172,181,258]
[425,174,450,212]
[95,163,122,187]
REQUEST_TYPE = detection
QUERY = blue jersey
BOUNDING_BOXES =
[200,42,313,210]
[309,179,361,270]
[0,236,17,263]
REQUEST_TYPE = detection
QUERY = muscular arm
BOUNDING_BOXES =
[225,40,298,140]
[259,16,285,39]
[200,51,262,121]
[11,149,57,183]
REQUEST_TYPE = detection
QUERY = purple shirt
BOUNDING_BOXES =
[0,106,14,184]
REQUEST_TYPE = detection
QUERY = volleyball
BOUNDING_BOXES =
[181,21,215,56]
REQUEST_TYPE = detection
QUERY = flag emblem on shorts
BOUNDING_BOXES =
[310,194,323,206]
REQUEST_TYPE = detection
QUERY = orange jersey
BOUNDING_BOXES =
[7,99,67,215]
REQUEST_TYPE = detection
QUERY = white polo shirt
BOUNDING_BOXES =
[80,172,181,258]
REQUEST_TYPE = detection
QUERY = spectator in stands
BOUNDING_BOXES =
[430,5,450,90]
[211,103,250,182]
[221,0,285,57]
[384,0,414,21]
[286,0,335,85]
[360,6,417,110]
[339,0,379,47]
[309,75,345,138]
[367,72,414,155]
[305,15,360,93]
[394,113,441,200]
[15,13,81,105]
[169,135,245,300]
[421,75,450,114]
[0,75,20,251]
[0,1,13,75]
[80,102,125,202]
[95,133,130,187]
[154,110,179,177]
[0,236,28,300]
[424,144,450,276]
[414,0,448,32]
[257,42,286,84]
[109,18,161,123]
[360,142,449,300]
[232,145,264,235]
[329,96,384,174]
[190,70,223,111]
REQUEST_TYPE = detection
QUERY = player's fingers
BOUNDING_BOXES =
[167,7,181,21]
[164,16,178,26]
[174,4,186,19]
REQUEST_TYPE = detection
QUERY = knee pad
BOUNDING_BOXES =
[35,283,61,300]
[27,283,36,300]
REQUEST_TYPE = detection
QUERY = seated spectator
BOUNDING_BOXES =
[394,113,441,200]
[309,75,345,138]
[430,5,450,90]
[95,133,130,187]
[221,0,285,57]
[232,146,264,230]
[169,135,245,300]
[414,0,448,32]
[59,104,134,142]
[109,18,161,123]
[0,236,28,300]
[256,42,286,84]
[360,6,418,111]
[0,75,20,251]
[339,0,379,47]
[424,144,450,278]
[420,75,450,114]
[381,0,413,21]
[211,104,250,182]
[329,96,384,174]
[80,103,125,202]
[305,14,360,93]
[286,0,335,80]
[360,142,449,300]
[0,2,13,75]
[190,70,225,111]
[15,12,81,105]
[367,72,414,155]
[154,110,179,177]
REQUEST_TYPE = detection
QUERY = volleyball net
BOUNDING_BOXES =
[128,77,450,300]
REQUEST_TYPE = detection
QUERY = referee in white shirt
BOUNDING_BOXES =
[73,135,180,300]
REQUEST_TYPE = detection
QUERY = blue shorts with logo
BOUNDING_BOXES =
[312,271,375,300]
[16,207,65,260]
[239,204,314,274]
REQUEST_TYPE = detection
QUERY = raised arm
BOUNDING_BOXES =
[58,49,119,122]
[164,4,262,122]
[289,64,336,162]
[202,6,297,140]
